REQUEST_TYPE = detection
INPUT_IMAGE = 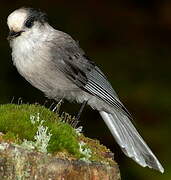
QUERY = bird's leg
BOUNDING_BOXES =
[51,98,63,113]
[75,100,87,121]
[55,98,63,113]
[73,101,87,128]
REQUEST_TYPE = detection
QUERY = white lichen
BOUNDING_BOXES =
[21,140,35,150]
[12,147,30,179]
[79,141,92,163]
[0,142,9,151]
[34,122,52,153]
[30,113,42,124]
[21,113,52,153]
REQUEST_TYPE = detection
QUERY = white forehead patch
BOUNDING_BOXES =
[7,8,28,32]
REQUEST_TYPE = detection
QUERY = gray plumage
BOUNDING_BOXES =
[7,7,164,173]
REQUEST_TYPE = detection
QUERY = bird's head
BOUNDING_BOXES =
[7,7,48,41]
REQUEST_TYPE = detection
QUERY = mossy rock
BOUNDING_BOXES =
[0,104,115,166]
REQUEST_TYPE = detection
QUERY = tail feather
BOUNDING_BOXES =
[99,110,164,173]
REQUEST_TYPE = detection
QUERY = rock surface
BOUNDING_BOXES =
[0,143,120,180]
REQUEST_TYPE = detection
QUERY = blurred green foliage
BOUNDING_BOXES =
[0,0,170,179]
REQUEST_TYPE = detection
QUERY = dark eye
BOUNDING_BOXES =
[25,18,34,28]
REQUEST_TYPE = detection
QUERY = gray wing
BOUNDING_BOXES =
[50,33,131,118]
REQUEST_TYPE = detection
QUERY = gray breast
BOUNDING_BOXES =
[11,36,80,100]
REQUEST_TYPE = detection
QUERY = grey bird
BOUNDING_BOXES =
[7,7,164,173]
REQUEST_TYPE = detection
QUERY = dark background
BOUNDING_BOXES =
[1,0,170,179]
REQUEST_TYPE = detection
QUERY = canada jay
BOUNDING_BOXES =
[7,7,164,173]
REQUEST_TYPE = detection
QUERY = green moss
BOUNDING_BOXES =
[0,104,53,141]
[0,103,115,165]
[3,131,19,143]
[48,123,80,156]
[0,104,81,157]
[78,135,115,166]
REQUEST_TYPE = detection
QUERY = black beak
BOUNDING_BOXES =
[7,30,24,40]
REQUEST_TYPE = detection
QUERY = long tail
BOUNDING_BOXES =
[99,110,164,173]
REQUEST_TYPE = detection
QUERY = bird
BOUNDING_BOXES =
[7,7,164,173]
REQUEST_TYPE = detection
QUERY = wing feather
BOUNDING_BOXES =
[51,35,131,118]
